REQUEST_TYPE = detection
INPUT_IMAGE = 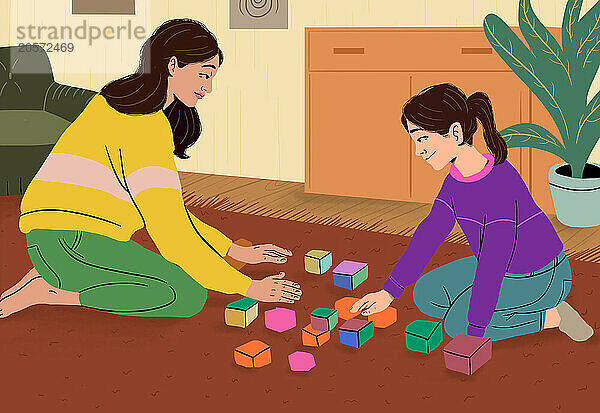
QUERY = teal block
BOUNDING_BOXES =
[227,297,258,311]
[405,320,443,353]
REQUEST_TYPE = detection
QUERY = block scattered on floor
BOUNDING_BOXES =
[264,307,297,332]
[310,308,338,331]
[288,351,316,372]
[332,260,368,290]
[368,307,397,328]
[225,297,258,328]
[443,334,492,375]
[305,250,333,274]
[302,324,331,347]
[335,297,360,320]
[405,320,443,353]
[338,319,374,348]
[234,340,271,368]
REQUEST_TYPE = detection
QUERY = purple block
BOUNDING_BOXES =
[443,334,492,375]
[333,260,367,275]
[288,351,316,372]
[339,318,369,331]
[264,307,296,332]
[310,315,329,332]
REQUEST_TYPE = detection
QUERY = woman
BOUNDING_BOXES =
[0,18,302,319]
[352,83,592,342]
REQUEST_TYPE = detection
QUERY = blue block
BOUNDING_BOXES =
[333,273,353,290]
[339,329,359,348]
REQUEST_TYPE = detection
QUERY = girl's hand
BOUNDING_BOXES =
[350,289,394,316]
[245,272,302,303]
[227,243,292,265]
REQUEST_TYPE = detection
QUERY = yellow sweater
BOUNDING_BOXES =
[19,94,252,296]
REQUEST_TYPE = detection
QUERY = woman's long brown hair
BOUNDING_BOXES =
[100,18,223,159]
[401,83,508,165]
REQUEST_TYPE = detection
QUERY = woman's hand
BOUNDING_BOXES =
[227,243,292,265]
[245,272,302,303]
[350,289,394,316]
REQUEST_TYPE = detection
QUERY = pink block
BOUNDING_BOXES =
[443,334,492,375]
[264,307,297,332]
[288,351,316,372]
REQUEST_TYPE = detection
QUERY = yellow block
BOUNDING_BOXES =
[225,304,258,328]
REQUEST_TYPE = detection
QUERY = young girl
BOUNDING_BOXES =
[351,83,593,342]
[0,18,302,319]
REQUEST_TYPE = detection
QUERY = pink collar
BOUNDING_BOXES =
[450,153,495,182]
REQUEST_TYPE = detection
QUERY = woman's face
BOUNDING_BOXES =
[168,54,220,107]
[406,119,463,171]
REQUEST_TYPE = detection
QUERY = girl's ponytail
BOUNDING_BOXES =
[466,92,507,165]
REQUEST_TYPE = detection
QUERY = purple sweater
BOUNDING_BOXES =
[383,153,563,337]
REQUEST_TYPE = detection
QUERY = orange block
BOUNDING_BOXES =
[234,340,271,368]
[224,239,252,270]
[335,297,360,320]
[368,307,397,328]
[302,324,331,347]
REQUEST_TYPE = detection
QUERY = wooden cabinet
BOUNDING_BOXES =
[306,27,564,213]
[308,72,411,200]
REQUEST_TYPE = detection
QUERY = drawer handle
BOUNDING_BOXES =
[333,47,365,55]
[461,47,493,55]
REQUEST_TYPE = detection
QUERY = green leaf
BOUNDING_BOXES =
[575,88,600,146]
[562,0,583,51]
[572,1,600,80]
[519,0,572,86]
[500,123,565,159]
[484,14,571,145]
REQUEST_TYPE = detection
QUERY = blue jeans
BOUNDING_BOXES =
[413,251,572,341]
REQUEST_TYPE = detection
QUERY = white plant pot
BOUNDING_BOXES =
[548,162,600,228]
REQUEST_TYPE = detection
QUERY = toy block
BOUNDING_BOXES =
[302,324,331,347]
[234,340,271,368]
[405,320,443,353]
[264,307,296,332]
[335,297,360,320]
[368,307,397,328]
[288,351,316,372]
[443,335,492,375]
[310,308,338,331]
[332,260,368,290]
[305,250,333,274]
[338,319,374,348]
[225,297,258,328]
[224,239,252,270]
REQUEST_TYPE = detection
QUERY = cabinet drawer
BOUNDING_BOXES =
[308,29,515,72]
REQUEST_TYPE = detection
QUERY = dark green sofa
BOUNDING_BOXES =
[0,45,96,195]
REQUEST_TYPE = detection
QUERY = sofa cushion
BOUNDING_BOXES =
[0,110,70,145]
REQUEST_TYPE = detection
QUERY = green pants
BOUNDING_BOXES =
[26,229,207,317]
[413,251,572,341]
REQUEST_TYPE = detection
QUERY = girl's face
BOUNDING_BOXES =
[406,119,464,171]
[168,54,220,107]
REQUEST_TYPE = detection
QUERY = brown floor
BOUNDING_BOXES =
[180,172,600,263]
[1,195,598,411]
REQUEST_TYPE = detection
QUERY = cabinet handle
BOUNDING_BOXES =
[461,47,493,55]
[333,47,365,55]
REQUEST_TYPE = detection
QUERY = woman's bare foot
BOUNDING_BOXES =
[0,276,80,318]
[0,267,42,301]
[544,307,561,329]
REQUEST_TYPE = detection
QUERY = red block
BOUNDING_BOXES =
[443,334,492,375]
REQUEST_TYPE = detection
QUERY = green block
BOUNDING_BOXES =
[227,297,258,311]
[358,321,375,346]
[311,308,339,330]
[405,320,443,353]
[353,266,368,288]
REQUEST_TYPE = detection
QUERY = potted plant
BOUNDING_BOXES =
[484,0,600,227]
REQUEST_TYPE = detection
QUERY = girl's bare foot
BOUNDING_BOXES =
[0,276,80,318]
[0,267,42,301]
[544,307,561,329]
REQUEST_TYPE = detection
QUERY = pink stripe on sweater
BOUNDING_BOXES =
[518,211,544,227]
[127,166,182,198]
[33,153,132,203]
